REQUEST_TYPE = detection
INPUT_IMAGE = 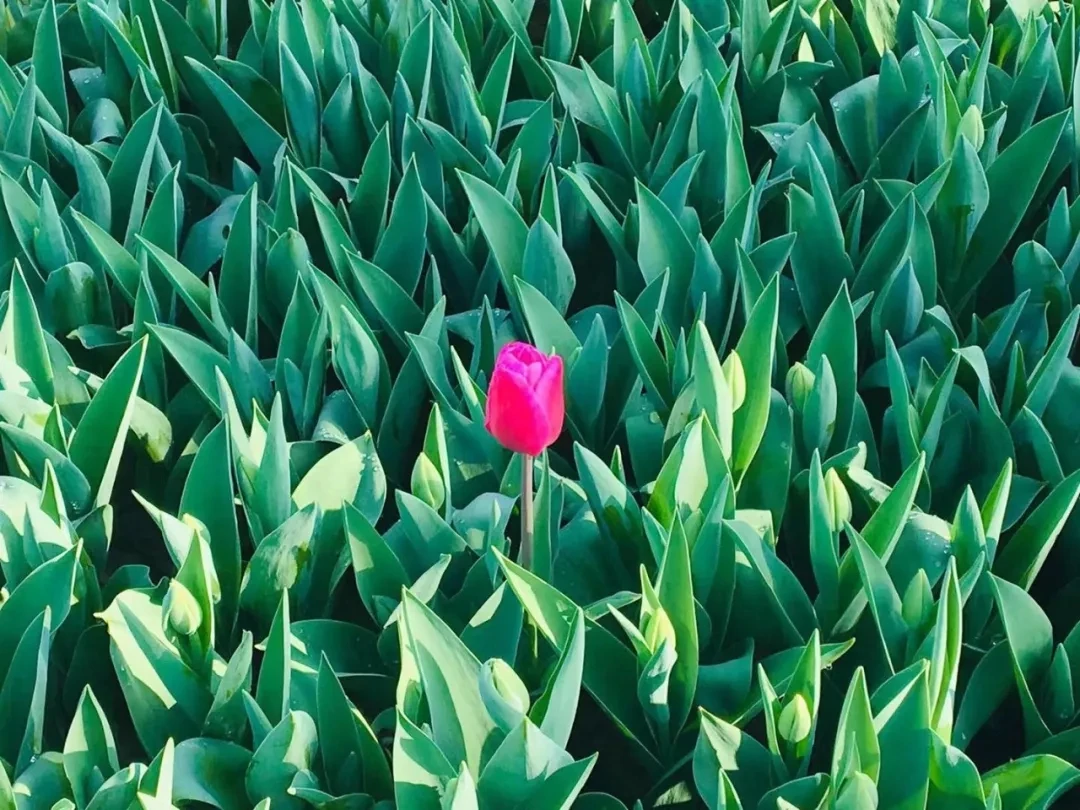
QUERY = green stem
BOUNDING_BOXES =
[520,453,534,570]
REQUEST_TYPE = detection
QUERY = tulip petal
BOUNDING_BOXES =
[534,354,565,446]
[502,342,546,366]
[485,365,551,456]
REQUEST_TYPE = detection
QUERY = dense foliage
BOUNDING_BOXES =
[3,0,1080,806]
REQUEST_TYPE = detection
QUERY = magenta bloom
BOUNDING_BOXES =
[485,343,565,456]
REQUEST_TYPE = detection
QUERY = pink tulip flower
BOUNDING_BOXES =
[485,342,565,456]
[485,342,564,572]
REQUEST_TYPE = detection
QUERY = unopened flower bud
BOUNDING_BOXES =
[411,454,445,511]
[722,351,746,411]
[182,514,208,536]
[644,605,676,656]
[180,514,221,603]
[777,693,812,743]
[786,362,816,412]
[163,580,201,637]
[479,658,530,732]
[824,468,852,532]
[902,569,934,629]
[958,105,985,151]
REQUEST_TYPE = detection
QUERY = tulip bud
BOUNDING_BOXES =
[644,605,677,656]
[411,453,445,511]
[902,569,934,629]
[777,693,812,743]
[182,514,208,535]
[163,580,202,637]
[823,468,852,532]
[722,351,746,411]
[479,658,531,732]
[181,514,222,603]
[786,362,815,412]
[484,343,565,456]
[958,105,985,151]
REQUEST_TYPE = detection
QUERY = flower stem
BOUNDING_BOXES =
[520,453,534,570]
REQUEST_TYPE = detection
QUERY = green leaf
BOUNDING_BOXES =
[834,453,925,634]
[516,277,581,363]
[733,275,780,480]
[10,752,70,810]
[850,527,906,671]
[151,325,228,413]
[180,421,241,642]
[374,160,428,296]
[255,593,291,727]
[33,0,68,130]
[530,607,585,749]
[636,180,693,328]
[615,291,672,413]
[873,664,931,810]
[459,171,528,315]
[64,686,119,809]
[994,469,1080,591]
[317,655,391,800]
[280,44,320,166]
[574,443,647,576]
[392,711,455,809]
[107,104,163,248]
[955,111,1069,308]
[6,262,54,403]
[1024,306,1080,418]
[726,518,817,647]
[992,575,1053,746]
[928,560,962,742]
[186,58,285,169]
[788,150,854,328]
[927,734,983,810]
[139,236,227,348]
[71,210,140,304]
[399,589,497,773]
[806,284,857,456]
[172,739,251,810]
[0,758,16,810]
[245,711,318,810]
[496,550,658,766]
[293,433,386,523]
[522,217,575,318]
[68,339,147,508]
[0,542,77,685]
[983,755,1080,810]
[461,581,523,666]
[218,186,259,345]
[694,709,779,809]
[833,667,880,783]
[99,586,212,752]
[345,251,425,357]
[0,608,51,774]
[657,517,699,739]
[203,632,253,743]
[346,502,408,626]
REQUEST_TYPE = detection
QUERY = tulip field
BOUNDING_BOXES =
[6,0,1080,805]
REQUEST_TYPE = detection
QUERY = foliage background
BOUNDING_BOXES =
[1,0,1080,806]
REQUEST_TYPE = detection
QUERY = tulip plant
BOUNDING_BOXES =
[484,342,565,569]
[3,0,1080,807]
